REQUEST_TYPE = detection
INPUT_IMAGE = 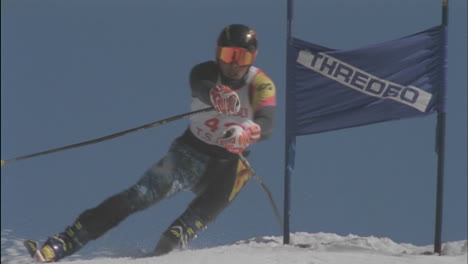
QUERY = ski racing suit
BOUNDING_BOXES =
[39,60,276,260]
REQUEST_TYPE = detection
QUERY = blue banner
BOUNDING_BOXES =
[286,25,447,136]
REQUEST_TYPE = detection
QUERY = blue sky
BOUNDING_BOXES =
[1,0,466,255]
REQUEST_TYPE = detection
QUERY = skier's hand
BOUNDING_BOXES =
[210,84,240,115]
[245,121,261,144]
[217,122,261,154]
[218,125,250,154]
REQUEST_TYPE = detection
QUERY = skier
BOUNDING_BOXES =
[25,24,276,262]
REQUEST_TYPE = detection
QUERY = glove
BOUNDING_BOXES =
[209,84,240,115]
[217,122,261,154]
[246,122,261,143]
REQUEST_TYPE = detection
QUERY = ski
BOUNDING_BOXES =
[24,240,47,263]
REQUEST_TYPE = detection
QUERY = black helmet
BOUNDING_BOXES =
[217,24,258,53]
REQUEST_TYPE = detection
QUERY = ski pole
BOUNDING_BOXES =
[238,153,283,229]
[1,107,214,167]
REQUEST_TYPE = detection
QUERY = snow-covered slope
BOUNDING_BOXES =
[2,230,466,264]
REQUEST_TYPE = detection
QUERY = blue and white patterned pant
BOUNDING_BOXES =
[76,138,248,240]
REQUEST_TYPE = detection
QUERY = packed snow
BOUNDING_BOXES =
[1,229,466,264]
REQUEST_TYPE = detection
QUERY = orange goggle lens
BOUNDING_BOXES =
[217,47,256,66]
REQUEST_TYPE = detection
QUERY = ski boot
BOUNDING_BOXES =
[25,221,90,262]
[151,210,206,257]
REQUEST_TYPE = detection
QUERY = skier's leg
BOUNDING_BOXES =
[37,140,207,262]
[36,175,168,262]
[153,156,252,256]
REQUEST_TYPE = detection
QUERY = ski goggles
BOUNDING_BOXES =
[217,46,257,66]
